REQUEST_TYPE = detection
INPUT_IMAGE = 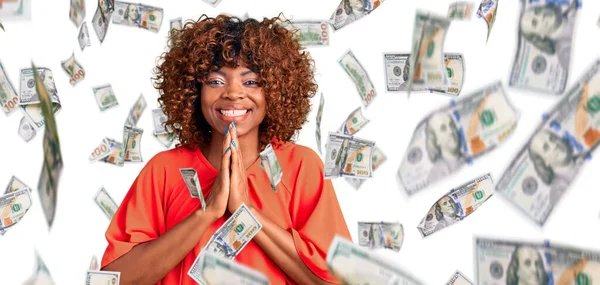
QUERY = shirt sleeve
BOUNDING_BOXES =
[101,154,167,269]
[287,148,351,284]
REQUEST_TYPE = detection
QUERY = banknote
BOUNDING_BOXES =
[92,84,118,111]
[496,59,600,226]
[203,203,261,259]
[284,20,329,47]
[89,255,99,270]
[0,23,3,31]
[259,144,282,192]
[179,168,206,213]
[123,125,143,162]
[448,2,474,20]
[429,54,466,96]
[0,188,32,231]
[346,146,386,189]
[1,176,31,235]
[19,116,36,142]
[397,81,519,196]
[93,187,118,220]
[92,0,112,43]
[0,60,19,115]
[79,21,91,50]
[508,0,579,94]
[170,17,182,34]
[125,93,146,127]
[339,50,377,107]
[23,250,55,285]
[549,242,600,285]
[327,236,425,285]
[152,108,169,134]
[417,173,493,237]
[113,1,163,32]
[154,132,175,149]
[339,106,369,135]
[19,67,61,130]
[61,53,86,86]
[324,132,375,179]
[86,270,120,285]
[445,270,472,285]
[0,0,32,21]
[407,11,450,95]
[316,92,324,154]
[89,137,113,162]
[139,3,163,32]
[477,0,499,42]
[358,221,403,252]
[329,0,385,31]
[188,252,270,285]
[70,0,85,28]
[100,138,125,166]
[201,0,223,7]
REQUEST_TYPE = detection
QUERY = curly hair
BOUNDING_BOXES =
[153,14,317,151]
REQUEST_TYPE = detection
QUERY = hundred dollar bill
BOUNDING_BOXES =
[417,173,493,237]
[549,242,600,284]
[284,20,329,47]
[86,270,120,285]
[70,0,85,28]
[201,0,223,7]
[346,146,386,189]
[358,221,403,252]
[19,116,37,142]
[477,0,499,42]
[316,92,324,154]
[0,0,32,21]
[188,252,270,285]
[179,168,206,212]
[170,17,182,33]
[508,0,579,94]
[139,3,163,32]
[327,236,425,285]
[89,255,99,270]
[92,84,118,111]
[0,188,32,231]
[496,60,600,226]
[339,106,369,135]
[19,67,61,130]
[78,21,91,50]
[448,2,474,20]
[89,137,113,162]
[329,0,385,31]
[0,60,19,115]
[123,125,143,162]
[100,138,125,166]
[154,132,175,149]
[125,93,146,127]
[1,176,31,235]
[429,54,466,96]
[259,144,282,192]
[92,0,113,43]
[61,53,86,86]
[339,50,377,107]
[445,271,472,285]
[23,250,55,285]
[397,81,519,196]
[152,108,169,134]
[324,132,375,179]
[203,203,261,259]
[93,187,118,220]
[113,1,163,32]
[407,11,450,95]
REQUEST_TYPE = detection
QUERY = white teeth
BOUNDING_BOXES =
[220,109,248,117]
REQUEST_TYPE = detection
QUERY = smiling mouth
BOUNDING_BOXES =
[218,109,250,117]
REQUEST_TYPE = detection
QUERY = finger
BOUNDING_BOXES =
[223,123,232,154]
[230,123,243,171]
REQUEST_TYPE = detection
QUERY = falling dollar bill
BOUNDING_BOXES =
[345,146,386,189]
[113,1,163,32]
[327,235,425,285]
[89,255,99,270]
[417,173,493,237]
[329,0,385,31]
[284,20,329,47]
[93,187,118,220]
[170,17,182,34]
[358,221,403,252]
[154,132,176,149]
[496,59,600,226]
[92,0,112,43]
[448,2,474,20]
[0,0,32,21]
[0,60,19,115]
[23,250,55,285]
[316,92,324,155]
[100,138,125,166]
[259,144,282,192]
[0,188,32,231]
[92,84,118,111]
[125,93,146,127]
[397,81,519,196]
[61,53,86,86]
[69,0,85,28]
[339,106,369,135]
[86,270,120,285]
[508,0,579,94]
[339,50,377,107]
[19,116,37,142]
[445,270,472,285]
[78,21,91,50]
[429,54,466,96]
[407,11,450,96]
[324,132,375,179]
[188,252,270,285]
[152,108,169,135]
[203,203,261,259]
[1,176,31,235]
[89,137,114,162]
[477,0,499,42]
[19,67,61,130]
[179,168,206,213]
[201,0,223,7]
[123,125,143,162]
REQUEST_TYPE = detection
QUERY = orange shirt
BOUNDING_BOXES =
[101,142,351,284]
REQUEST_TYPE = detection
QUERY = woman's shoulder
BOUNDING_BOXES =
[144,146,204,171]
[273,141,322,167]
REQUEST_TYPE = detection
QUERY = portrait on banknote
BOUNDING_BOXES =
[506,246,549,285]
[424,113,464,180]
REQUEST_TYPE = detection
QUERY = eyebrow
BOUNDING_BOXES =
[212,69,256,77]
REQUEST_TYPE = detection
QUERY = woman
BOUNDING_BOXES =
[100,14,351,285]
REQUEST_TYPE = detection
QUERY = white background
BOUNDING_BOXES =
[1,0,599,284]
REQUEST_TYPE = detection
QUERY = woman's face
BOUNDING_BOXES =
[127,5,139,21]
[438,197,456,217]
[530,130,572,168]
[520,6,560,37]
[201,64,266,138]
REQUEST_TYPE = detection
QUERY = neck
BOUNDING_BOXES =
[204,128,261,171]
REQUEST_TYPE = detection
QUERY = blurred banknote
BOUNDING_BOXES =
[407,11,450,95]
[201,0,223,7]
[346,146,386,189]
[448,2,474,20]
[123,125,143,162]
[113,1,163,32]
[445,271,472,285]
[324,132,375,179]
[203,203,261,259]
[1,176,31,235]
[508,0,579,94]
[78,22,91,50]
[339,106,369,135]
[397,81,519,196]
[154,132,175,149]
[315,92,324,154]
[0,60,19,115]
[284,20,329,47]
[60,53,86,86]
[477,0,499,41]
[19,116,36,142]
[70,0,85,28]
[125,93,146,127]
[496,59,600,226]
[417,173,493,237]
[92,84,118,111]
[89,137,114,162]
[259,144,282,192]
[19,67,61,130]
[89,255,99,270]
[339,50,377,107]
[0,0,32,21]
[93,187,118,220]
[92,0,113,43]
[23,250,55,285]
[0,188,32,231]
[329,0,385,31]
[86,270,120,285]
[326,236,425,285]
[188,252,270,285]
[100,138,125,166]
[179,168,206,212]
[358,221,403,251]
[170,17,182,34]
[152,108,169,134]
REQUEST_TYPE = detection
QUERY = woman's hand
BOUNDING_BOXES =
[203,123,233,222]
[228,123,251,213]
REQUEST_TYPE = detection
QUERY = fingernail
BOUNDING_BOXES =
[232,122,236,128]
[225,125,229,134]
[225,146,231,153]
[232,140,237,148]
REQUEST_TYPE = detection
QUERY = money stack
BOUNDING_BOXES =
[329,0,385,31]
[357,221,403,251]
[324,132,375,180]
[188,252,269,285]
[259,144,283,192]
[113,1,164,33]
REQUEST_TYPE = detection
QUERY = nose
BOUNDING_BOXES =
[222,82,246,100]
